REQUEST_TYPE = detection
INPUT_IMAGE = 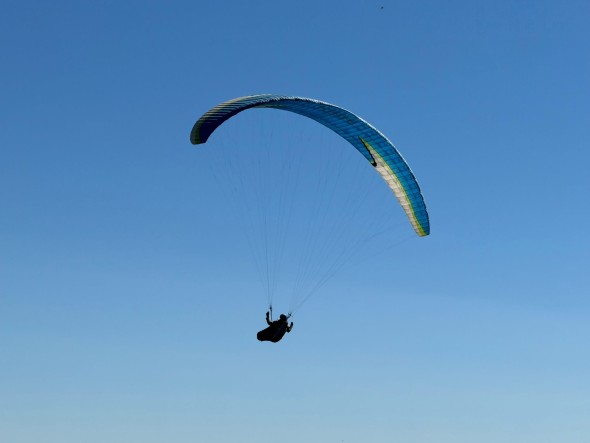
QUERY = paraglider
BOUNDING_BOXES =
[257,311,294,343]
[190,94,430,342]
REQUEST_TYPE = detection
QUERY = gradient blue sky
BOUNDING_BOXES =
[1,1,589,442]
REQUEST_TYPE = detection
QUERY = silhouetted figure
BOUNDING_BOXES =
[257,311,293,343]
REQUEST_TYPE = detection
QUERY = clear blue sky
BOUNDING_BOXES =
[1,1,589,442]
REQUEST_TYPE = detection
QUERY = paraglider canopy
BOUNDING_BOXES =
[191,94,429,237]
